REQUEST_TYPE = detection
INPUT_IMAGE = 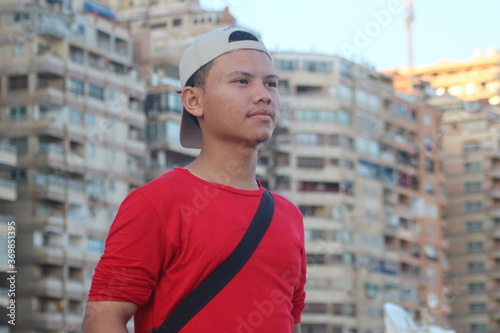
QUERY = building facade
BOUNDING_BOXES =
[265,52,450,333]
[439,97,500,333]
[387,47,500,105]
[0,1,146,331]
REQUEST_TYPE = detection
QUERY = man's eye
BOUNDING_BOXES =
[266,81,278,88]
[235,79,248,84]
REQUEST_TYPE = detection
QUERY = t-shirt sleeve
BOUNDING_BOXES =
[291,244,307,323]
[87,191,169,306]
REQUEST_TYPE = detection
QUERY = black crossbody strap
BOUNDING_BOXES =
[151,189,274,333]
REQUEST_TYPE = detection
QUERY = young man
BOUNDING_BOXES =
[83,27,306,333]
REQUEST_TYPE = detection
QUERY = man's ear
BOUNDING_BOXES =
[181,87,203,117]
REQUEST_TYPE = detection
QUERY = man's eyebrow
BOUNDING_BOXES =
[225,71,280,80]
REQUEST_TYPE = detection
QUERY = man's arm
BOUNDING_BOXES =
[293,323,301,333]
[83,301,138,333]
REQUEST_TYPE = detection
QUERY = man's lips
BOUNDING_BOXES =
[248,109,274,119]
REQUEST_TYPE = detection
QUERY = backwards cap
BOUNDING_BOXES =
[179,27,269,149]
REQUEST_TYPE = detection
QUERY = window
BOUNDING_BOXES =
[297,157,324,169]
[88,237,104,254]
[465,202,483,213]
[424,182,435,194]
[304,229,325,241]
[464,161,482,172]
[88,84,104,100]
[70,45,85,64]
[87,114,97,127]
[424,135,434,150]
[342,159,354,169]
[423,115,433,126]
[295,109,350,125]
[467,242,484,253]
[69,109,84,126]
[9,137,27,155]
[307,254,325,265]
[463,141,481,153]
[468,282,486,293]
[9,169,27,184]
[303,303,327,313]
[8,106,27,122]
[466,221,483,232]
[464,181,482,193]
[13,12,29,22]
[150,22,167,29]
[172,18,182,26]
[76,24,85,36]
[356,137,379,156]
[469,303,487,314]
[275,59,297,71]
[8,75,28,91]
[364,283,379,298]
[469,323,488,333]
[296,133,323,145]
[467,261,485,273]
[304,61,332,73]
[12,44,25,56]
[69,78,84,95]
[356,89,379,111]
[301,324,327,333]
[357,113,378,134]
[86,143,96,157]
[424,158,435,173]
[336,83,352,102]
[340,61,352,78]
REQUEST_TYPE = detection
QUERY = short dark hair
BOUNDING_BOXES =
[185,61,214,90]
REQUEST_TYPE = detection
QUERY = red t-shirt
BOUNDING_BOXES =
[88,168,306,332]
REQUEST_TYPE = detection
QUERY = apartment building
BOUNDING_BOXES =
[439,97,500,333]
[0,142,17,332]
[386,47,500,105]
[0,1,146,331]
[265,52,450,333]
[102,0,236,180]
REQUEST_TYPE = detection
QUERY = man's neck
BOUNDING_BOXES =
[185,143,260,191]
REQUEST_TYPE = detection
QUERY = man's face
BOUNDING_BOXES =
[197,49,281,149]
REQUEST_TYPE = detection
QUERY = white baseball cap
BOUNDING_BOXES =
[179,27,270,149]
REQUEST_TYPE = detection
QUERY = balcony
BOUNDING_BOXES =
[0,178,17,201]
[489,168,500,179]
[66,280,85,298]
[32,246,64,265]
[488,207,500,217]
[126,108,146,126]
[35,52,65,75]
[35,175,85,203]
[126,137,147,154]
[488,245,500,257]
[488,288,500,299]
[27,312,64,330]
[128,168,145,184]
[488,187,500,198]
[34,212,64,229]
[37,143,65,164]
[32,277,63,297]
[0,145,17,166]
[66,247,84,266]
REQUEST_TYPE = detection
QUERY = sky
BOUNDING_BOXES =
[200,0,500,71]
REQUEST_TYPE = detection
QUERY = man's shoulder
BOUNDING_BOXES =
[269,191,302,217]
[134,168,189,198]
